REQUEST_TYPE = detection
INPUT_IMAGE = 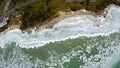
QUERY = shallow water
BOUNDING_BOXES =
[0,33,120,68]
[114,61,120,68]
[0,5,120,68]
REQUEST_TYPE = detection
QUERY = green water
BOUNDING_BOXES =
[114,61,120,68]
[0,33,120,68]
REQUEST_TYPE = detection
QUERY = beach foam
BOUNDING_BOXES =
[0,5,120,48]
[102,50,120,68]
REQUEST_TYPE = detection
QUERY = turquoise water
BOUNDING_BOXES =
[0,33,119,68]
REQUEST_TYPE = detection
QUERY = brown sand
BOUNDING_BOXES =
[0,9,96,34]
[44,10,96,28]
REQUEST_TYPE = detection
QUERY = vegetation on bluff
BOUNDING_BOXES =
[14,0,120,30]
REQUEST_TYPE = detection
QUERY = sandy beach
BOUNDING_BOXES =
[44,9,96,29]
[0,9,96,34]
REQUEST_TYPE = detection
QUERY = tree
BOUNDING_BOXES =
[85,0,90,6]
[46,0,51,6]
[83,0,90,8]
[80,0,90,8]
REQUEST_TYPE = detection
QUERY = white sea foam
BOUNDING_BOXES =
[0,5,120,48]
[102,51,120,68]
[0,28,119,68]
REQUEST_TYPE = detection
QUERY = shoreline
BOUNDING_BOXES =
[0,4,118,34]
[44,9,96,28]
[0,4,120,48]
[24,9,97,33]
[0,8,96,34]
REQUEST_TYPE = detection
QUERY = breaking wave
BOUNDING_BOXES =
[0,5,120,48]
[0,33,120,68]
